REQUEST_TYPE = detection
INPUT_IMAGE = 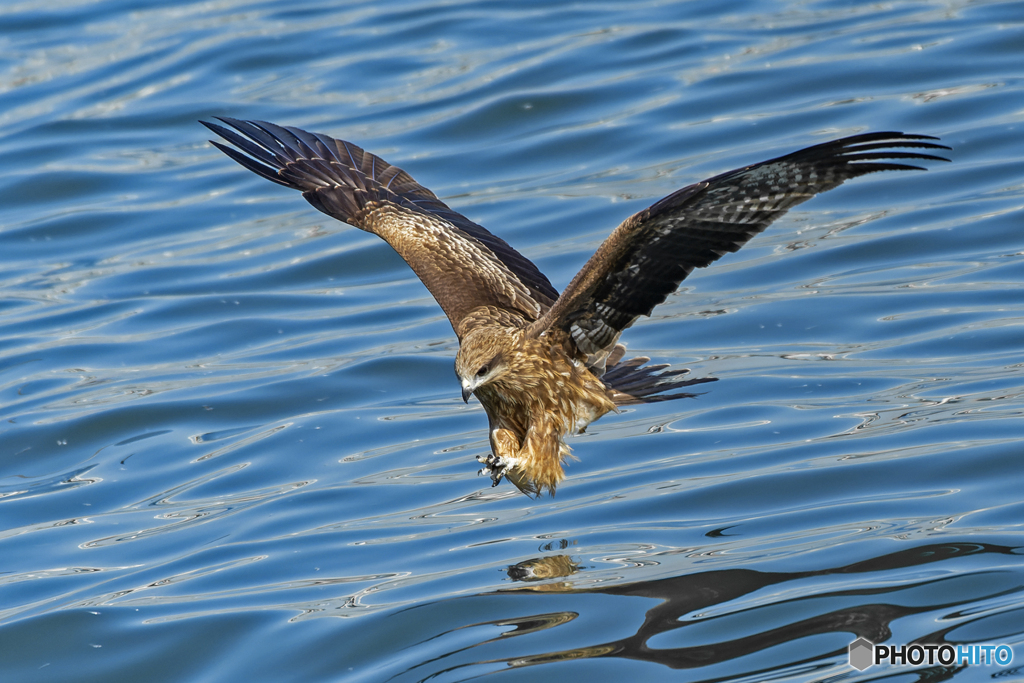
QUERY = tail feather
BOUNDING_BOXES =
[602,353,716,405]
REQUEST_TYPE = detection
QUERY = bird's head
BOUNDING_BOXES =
[455,329,511,403]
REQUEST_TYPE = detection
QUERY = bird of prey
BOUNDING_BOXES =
[203,118,948,496]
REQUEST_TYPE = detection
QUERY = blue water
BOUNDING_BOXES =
[2,0,1023,681]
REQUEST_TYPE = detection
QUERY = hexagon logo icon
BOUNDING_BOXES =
[849,637,874,670]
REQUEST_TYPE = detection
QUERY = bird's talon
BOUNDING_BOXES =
[477,453,513,487]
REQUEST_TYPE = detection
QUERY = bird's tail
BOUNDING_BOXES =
[601,345,717,406]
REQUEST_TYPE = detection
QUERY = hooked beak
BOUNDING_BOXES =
[461,383,473,403]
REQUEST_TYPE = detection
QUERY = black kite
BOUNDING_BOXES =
[204,119,948,495]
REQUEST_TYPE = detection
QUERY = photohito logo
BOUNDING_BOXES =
[848,638,1013,671]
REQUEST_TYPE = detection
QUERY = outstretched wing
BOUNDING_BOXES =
[203,118,558,339]
[530,132,950,362]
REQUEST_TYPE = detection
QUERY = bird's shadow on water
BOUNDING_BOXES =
[386,540,1018,681]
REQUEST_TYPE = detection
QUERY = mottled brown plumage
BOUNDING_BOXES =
[203,118,949,495]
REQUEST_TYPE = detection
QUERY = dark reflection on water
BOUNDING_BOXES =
[393,542,1014,680]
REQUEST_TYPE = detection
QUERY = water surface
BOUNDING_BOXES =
[1,1,1023,681]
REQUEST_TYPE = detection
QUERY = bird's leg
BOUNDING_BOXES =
[477,428,521,488]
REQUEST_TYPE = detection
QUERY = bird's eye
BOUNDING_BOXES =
[476,365,488,378]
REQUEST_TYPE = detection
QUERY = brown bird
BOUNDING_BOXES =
[203,118,948,495]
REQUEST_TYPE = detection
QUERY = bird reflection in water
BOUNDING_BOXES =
[485,541,1004,673]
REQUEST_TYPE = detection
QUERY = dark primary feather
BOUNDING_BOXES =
[531,132,950,358]
[203,118,558,330]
